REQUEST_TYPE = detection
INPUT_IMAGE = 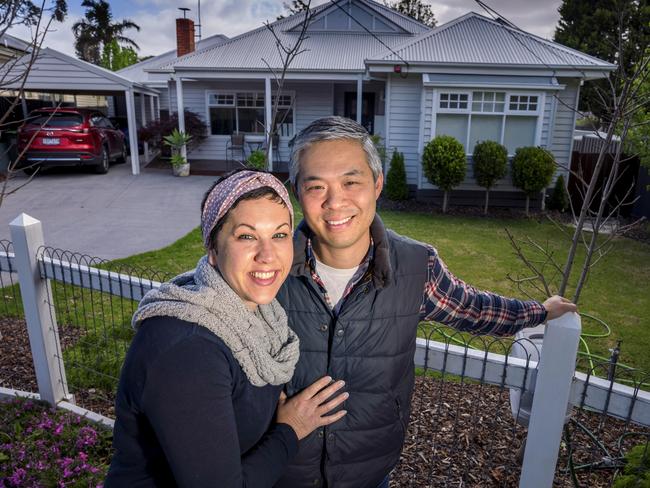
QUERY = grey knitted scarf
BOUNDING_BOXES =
[132,256,300,387]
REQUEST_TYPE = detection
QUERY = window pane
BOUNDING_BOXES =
[238,108,265,133]
[504,116,537,154]
[435,114,468,151]
[472,102,481,111]
[468,115,502,152]
[210,107,235,135]
[275,108,294,136]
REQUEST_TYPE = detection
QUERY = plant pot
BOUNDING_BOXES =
[172,163,190,177]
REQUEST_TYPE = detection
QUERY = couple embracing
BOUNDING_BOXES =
[105,116,575,488]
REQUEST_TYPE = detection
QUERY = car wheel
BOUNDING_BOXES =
[116,145,127,164]
[95,147,109,174]
[23,165,40,176]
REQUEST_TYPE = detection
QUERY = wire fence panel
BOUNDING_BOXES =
[37,246,171,417]
[0,240,33,393]
[393,324,650,487]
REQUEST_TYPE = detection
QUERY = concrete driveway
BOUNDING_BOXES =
[0,163,216,260]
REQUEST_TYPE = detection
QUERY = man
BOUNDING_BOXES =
[275,116,576,488]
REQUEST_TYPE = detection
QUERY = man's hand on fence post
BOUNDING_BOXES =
[543,295,577,321]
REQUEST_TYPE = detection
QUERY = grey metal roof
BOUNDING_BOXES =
[369,12,615,69]
[118,33,228,82]
[1,47,158,94]
[1,33,32,53]
[155,0,427,72]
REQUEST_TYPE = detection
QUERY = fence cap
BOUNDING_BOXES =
[9,213,40,228]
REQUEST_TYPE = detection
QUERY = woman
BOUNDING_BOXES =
[105,170,348,487]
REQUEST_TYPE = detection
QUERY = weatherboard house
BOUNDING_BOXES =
[36,0,620,205]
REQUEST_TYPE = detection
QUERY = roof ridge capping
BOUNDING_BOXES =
[368,11,616,69]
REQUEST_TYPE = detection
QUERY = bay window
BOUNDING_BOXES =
[434,90,542,155]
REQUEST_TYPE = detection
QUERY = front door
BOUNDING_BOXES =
[344,92,375,134]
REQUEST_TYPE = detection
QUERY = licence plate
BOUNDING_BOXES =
[42,137,60,145]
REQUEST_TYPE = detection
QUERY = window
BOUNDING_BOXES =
[272,94,294,137]
[471,91,505,113]
[509,95,538,112]
[439,93,469,110]
[207,91,295,136]
[434,91,542,154]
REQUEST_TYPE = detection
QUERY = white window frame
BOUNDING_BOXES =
[431,89,545,156]
[205,90,296,136]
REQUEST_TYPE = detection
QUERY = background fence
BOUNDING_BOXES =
[1,213,648,487]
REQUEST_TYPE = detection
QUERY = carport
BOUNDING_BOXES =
[1,47,160,175]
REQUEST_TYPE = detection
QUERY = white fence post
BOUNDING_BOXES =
[10,213,70,405]
[519,312,581,487]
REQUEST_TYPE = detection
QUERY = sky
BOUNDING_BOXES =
[8,0,564,58]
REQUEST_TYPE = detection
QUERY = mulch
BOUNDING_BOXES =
[2,315,648,486]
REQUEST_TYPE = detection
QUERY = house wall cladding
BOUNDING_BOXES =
[413,78,578,197]
[169,80,333,161]
[386,73,422,185]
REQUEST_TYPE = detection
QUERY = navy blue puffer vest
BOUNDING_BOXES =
[275,216,428,488]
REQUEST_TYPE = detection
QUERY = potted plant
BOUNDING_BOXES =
[247,150,267,170]
[163,129,192,177]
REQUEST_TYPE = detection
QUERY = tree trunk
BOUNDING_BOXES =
[484,189,490,215]
[525,195,530,216]
[541,188,546,211]
[442,191,449,213]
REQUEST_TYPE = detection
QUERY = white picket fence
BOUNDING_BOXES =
[1,213,649,487]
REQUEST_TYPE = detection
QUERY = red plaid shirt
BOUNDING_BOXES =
[306,239,546,335]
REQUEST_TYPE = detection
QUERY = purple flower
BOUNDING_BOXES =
[9,468,27,486]
[54,423,64,435]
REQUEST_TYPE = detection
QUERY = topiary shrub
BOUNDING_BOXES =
[511,146,556,216]
[422,135,466,213]
[385,149,409,201]
[472,140,508,215]
[547,174,570,213]
[247,150,267,170]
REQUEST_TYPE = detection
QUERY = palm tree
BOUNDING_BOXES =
[72,0,140,65]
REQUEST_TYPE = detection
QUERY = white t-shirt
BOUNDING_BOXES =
[315,258,359,313]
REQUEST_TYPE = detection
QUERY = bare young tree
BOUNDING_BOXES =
[0,0,68,207]
[507,53,648,307]
[261,1,314,169]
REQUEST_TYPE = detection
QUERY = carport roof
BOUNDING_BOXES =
[1,47,159,95]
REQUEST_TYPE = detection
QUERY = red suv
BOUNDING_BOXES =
[17,108,127,175]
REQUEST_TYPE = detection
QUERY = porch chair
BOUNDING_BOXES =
[226,133,245,167]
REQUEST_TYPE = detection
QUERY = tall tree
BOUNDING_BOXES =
[388,0,436,27]
[72,0,140,66]
[554,0,650,124]
[100,39,138,71]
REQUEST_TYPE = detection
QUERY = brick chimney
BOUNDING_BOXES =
[176,18,195,57]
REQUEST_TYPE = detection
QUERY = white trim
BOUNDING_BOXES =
[366,64,613,79]
[356,75,363,125]
[423,81,565,91]
[265,76,273,171]
[535,92,546,146]
[567,82,581,162]
[417,77,426,189]
[384,75,391,157]
[161,71,367,81]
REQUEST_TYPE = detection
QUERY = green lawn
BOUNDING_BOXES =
[110,210,650,374]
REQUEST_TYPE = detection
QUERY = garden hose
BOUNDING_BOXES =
[431,311,650,388]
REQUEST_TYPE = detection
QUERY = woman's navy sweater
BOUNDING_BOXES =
[105,316,298,487]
